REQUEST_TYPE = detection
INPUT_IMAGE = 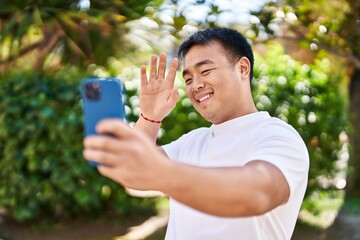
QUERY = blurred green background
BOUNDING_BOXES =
[0,0,359,239]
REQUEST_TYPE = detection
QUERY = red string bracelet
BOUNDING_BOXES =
[141,113,162,124]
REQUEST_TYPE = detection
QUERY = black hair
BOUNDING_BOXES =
[178,28,254,81]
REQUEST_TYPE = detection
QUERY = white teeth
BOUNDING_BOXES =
[199,94,210,102]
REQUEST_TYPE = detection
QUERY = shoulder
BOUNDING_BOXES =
[172,127,210,144]
[251,115,309,160]
[258,116,303,141]
[161,127,210,161]
[162,127,210,147]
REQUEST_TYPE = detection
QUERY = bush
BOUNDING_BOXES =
[0,68,156,222]
[252,45,349,198]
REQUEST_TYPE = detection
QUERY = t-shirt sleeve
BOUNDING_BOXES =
[162,140,180,161]
[162,133,188,161]
[249,123,309,198]
[161,128,207,162]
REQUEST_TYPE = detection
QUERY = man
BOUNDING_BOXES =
[83,28,309,239]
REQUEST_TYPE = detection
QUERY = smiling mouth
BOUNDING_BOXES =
[198,93,212,103]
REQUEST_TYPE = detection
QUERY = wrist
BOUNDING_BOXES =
[140,113,162,124]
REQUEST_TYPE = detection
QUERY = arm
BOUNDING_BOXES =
[83,120,290,217]
[163,160,290,217]
[134,53,179,144]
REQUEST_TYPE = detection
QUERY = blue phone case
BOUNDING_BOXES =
[81,77,126,166]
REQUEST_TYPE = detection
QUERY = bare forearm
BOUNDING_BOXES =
[160,161,289,217]
[134,117,161,144]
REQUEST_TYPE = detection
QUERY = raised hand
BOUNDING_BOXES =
[139,53,179,122]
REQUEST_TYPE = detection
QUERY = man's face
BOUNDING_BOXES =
[182,41,251,124]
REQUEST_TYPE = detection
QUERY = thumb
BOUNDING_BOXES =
[96,119,132,139]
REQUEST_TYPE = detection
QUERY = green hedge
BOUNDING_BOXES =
[252,45,349,197]
[0,68,155,221]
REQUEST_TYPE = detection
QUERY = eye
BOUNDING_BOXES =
[201,68,214,76]
[185,78,193,85]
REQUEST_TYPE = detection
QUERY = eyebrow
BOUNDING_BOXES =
[182,59,215,78]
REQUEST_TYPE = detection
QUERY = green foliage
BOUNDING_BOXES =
[252,44,349,197]
[0,0,165,71]
[249,0,360,200]
[0,69,156,222]
[342,197,360,215]
[249,0,355,57]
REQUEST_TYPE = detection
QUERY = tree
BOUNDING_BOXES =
[0,0,164,72]
[250,0,360,198]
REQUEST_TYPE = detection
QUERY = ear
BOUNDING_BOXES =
[238,57,251,81]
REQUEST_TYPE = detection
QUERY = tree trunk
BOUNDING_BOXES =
[346,67,360,198]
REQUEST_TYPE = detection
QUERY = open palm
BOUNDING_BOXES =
[140,53,179,121]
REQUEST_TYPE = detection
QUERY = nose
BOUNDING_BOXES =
[192,77,205,92]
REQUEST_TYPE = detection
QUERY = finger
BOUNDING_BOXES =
[166,58,179,85]
[97,166,123,183]
[140,65,148,86]
[149,55,158,81]
[83,148,120,167]
[157,53,167,80]
[95,118,134,139]
[83,135,121,153]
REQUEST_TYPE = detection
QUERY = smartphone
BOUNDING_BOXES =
[81,77,126,166]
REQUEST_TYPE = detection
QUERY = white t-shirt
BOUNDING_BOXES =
[162,111,309,240]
